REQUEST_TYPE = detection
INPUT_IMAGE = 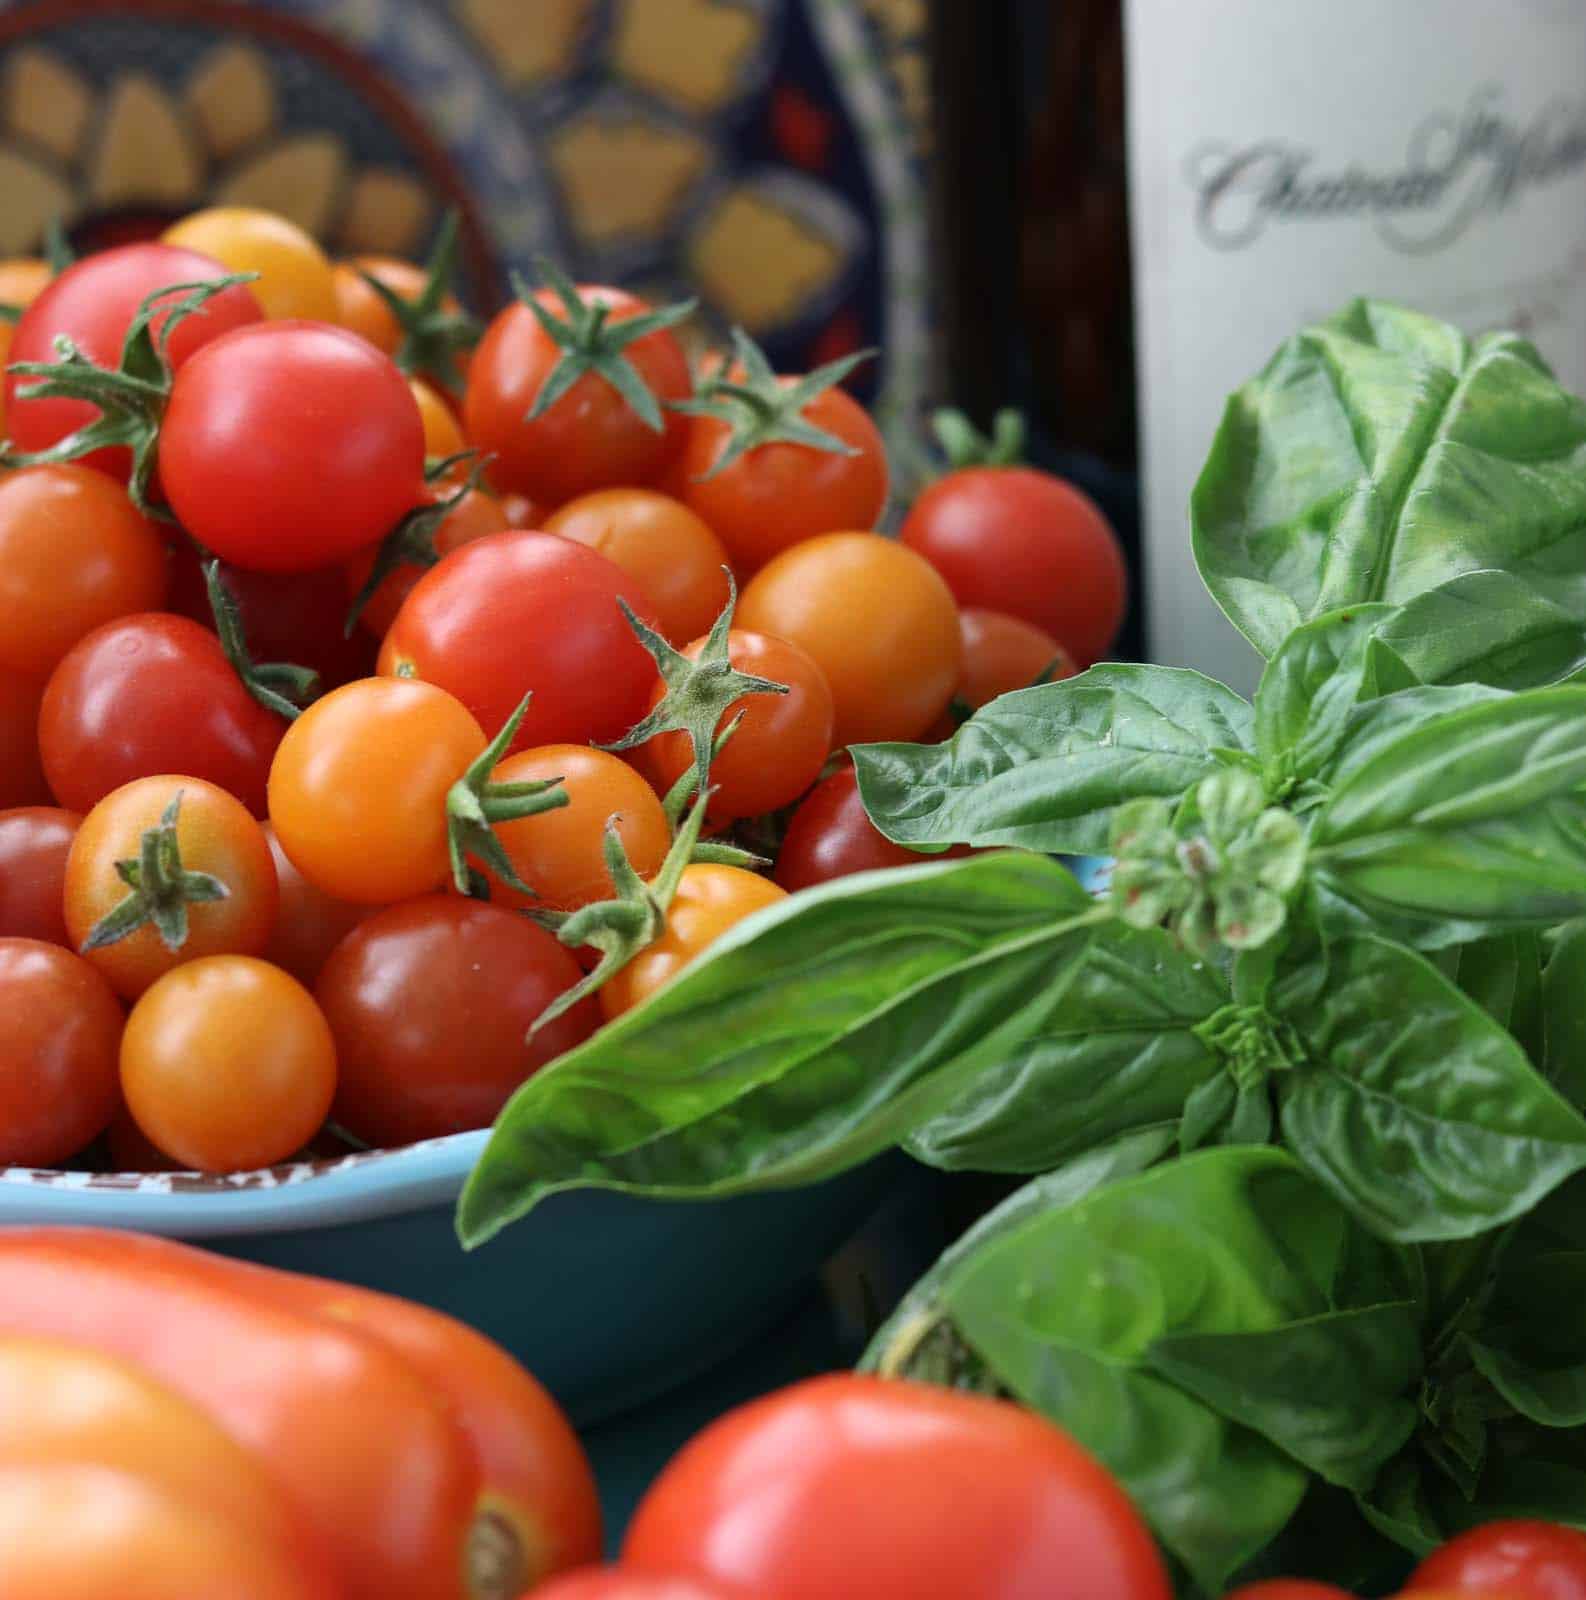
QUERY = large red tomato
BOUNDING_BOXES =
[623,1376,1171,1600]
[1405,1520,1586,1600]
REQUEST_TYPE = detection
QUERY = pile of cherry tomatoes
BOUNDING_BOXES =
[0,204,1127,1177]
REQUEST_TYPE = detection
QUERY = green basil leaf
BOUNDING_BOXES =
[1361,636,1420,699]
[1312,687,1586,940]
[851,664,1253,855]
[939,1147,1417,1594]
[1319,683,1506,790]
[1467,1339,1586,1429]
[903,921,1227,1172]
[1544,920,1586,1107]
[1192,298,1586,658]
[1456,933,1545,1063]
[1272,933,1586,1241]
[458,852,1106,1245]
[1357,1458,1447,1557]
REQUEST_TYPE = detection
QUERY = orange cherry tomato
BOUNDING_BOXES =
[332,256,437,353]
[644,631,834,821]
[268,677,485,905]
[601,865,786,1019]
[0,667,50,808]
[120,954,337,1173]
[261,823,377,989]
[0,257,52,441]
[737,533,962,746]
[544,489,733,646]
[412,376,466,460]
[164,207,337,322]
[482,745,671,913]
[64,776,278,1000]
[925,608,1076,739]
[0,805,78,944]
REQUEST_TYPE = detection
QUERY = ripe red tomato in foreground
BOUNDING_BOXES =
[159,321,425,573]
[0,669,51,809]
[1223,1584,1358,1599]
[531,1573,742,1600]
[40,614,287,817]
[1406,1520,1586,1600]
[623,1374,1171,1600]
[0,937,123,1167]
[316,896,599,1148]
[901,466,1126,667]
[380,530,663,753]
[0,807,80,945]
[5,243,263,480]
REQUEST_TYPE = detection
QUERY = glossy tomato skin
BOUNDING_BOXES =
[0,807,80,944]
[163,208,336,322]
[644,631,835,822]
[624,1374,1172,1600]
[316,896,598,1148]
[159,321,425,573]
[545,490,733,647]
[64,775,278,1000]
[380,530,663,753]
[0,937,123,1166]
[677,384,887,571]
[601,866,786,1020]
[40,614,286,817]
[1406,1520,1586,1600]
[261,824,376,989]
[0,668,51,809]
[925,609,1076,740]
[901,467,1127,668]
[5,244,263,479]
[737,533,962,746]
[531,1573,743,1600]
[0,466,168,678]
[1223,1585,1358,1599]
[465,287,691,504]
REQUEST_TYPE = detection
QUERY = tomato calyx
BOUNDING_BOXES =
[931,406,1027,471]
[669,327,875,480]
[79,790,230,954]
[355,211,482,396]
[0,273,257,514]
[202,559,320,721]
[446,689,570,899]
[516,258,696,433]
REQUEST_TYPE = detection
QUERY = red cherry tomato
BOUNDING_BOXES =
[40,614,287,818]
[530,1574,743,1600]
[1406,1520,1586,1600]
[0,937,123,1167]
[5,244,263,480]
[901,467,1127,668]
[379,530,663,754]
[159,321,425,573]
[260,824,376,990]
[0,668,50,809]
[466,285,691,505]
[0,807,80,945]
[316,896,599,1148]
[925,609,1076,740]
[624,1374,1171,1600]
[1224,1585,1358,1599]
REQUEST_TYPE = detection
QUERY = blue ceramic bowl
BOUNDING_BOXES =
[0,1133,897,1427]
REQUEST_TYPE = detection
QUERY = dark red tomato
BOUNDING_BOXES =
[378,530,663,753]
[775,766,965,893]
[39,614,285,817]
[260,824,376,991]
[0,668,50,809]
[159,321,426,573]
[901,467,1127,667]
[5,244,264,480]
[0,937,124,1167]
[623,1375,1171,1600]
[1224,1585,1358,1599]
[465,286,691,505]
[1406,1520,1586,1600]
[315,896,600,1148]
[530,1573,743,1600]
[0,807,80,945]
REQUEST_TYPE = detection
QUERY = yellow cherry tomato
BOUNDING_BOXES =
[163,209,336,322]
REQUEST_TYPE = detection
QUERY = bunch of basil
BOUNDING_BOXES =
[461,300,1586,1595]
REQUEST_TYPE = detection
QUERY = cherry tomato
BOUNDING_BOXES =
[163,208,337,322]
[901,467,1127,667]
[623,1374,1172,1600]
[120,954,336,1173]
[531,1574,743,1600]
[106,1103,181,1173]
[261,824,376,989]
[737,533,962,746]
[0,258,52,442]
[5,244,263,480]
[1224,1585,1358,1599]
[268,677,485,905]
[316,896,599,1148]
[341,482,509,638]
[64,775,278,1000]
[926,609,1076,740]
[497,490,544,528]
[411,376,466,460]
[0,466,168,677]
[379,530,663,753]
[0,937,123,1166]
[465,285,690,504]
[1406,1520,1586,1600]
[677,384,887,570]
[0,807,80,944]
[159,321,426,573]
[40,614,286,817]
[482,746,671,913]
[544,490,733,647]
[0,668,50,809]
[644,631,834,821]
[332,256,443,354]
[601,865,786,1020]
